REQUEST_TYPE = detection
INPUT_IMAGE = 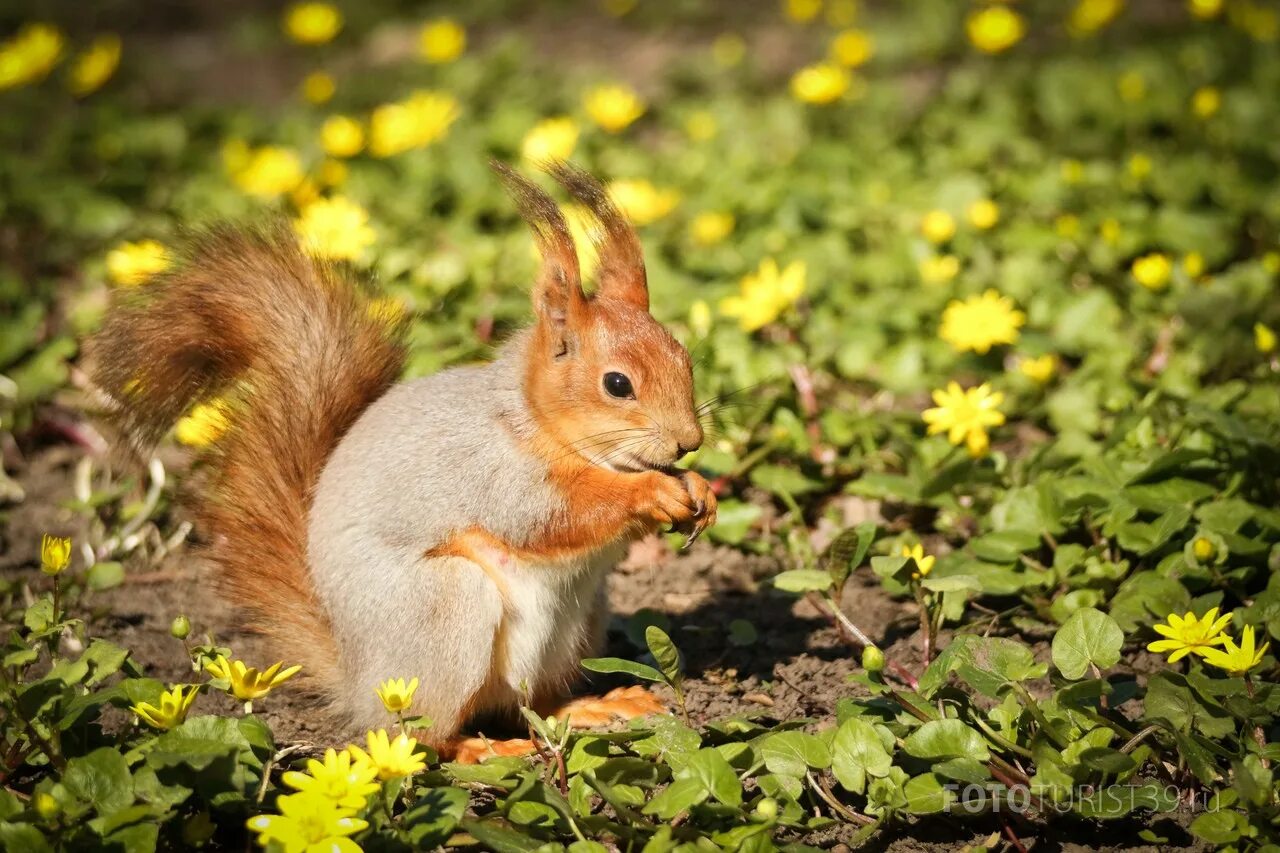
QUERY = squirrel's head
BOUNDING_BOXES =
[497,161,703,472]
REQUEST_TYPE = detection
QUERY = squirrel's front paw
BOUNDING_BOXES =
[676,471,718,548]
[641,470,717,547]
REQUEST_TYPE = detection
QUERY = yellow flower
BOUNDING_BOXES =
[920,209,956,244]
[41,534,72,576]
[368,90,459,157]
[175,399,230,447]
[301,70,335,104]
[1191,86,1221,118]
[282,747,380,810]
[1118,70,1146,102]
[719,258,807,332]
[1192,537,1215,561]
[520,117,579,164]
[130,685,199,730]
[967,7,1025,54]
[919,254,960,285]
[1055,214,1080,238]
[246,790,367,853]
[1200,625,1269,677]
[901,544,935,579]
[939,290,1025,354]
[922,382,1006,458]
[1188,0,1223,18]
[685,110,719,141]
[1256,323,1277,354]
[228,145,305,198]
[375,677,420,714]
[1101,218,1122,244]
[67,34,121,96]
[1128,152,1152,180]
[321,115,364,158]
[205,655,301,703]
[967,199,1000,230]
[690,211,735,247]
[295,196,376,261]
[1265,252,1280,275]
[1060,159,1085,184]
[609,179,680,226]
[1019,354,1057,384]
[0,23,64,90]
[283,2,343,45]
[1067,0,1125,36]
[419,18,466,64]
[711,33,746,67]
[689,300,712,337]
[106,239,170,287]
[348,729,426,780]
[1131,253,1172,290]
[1183,251,1205,278]
[782,0,823,23]
[830,28,874,67]
[1148,608,1233,663]
[790,62,850,105]
[583,83,645,133]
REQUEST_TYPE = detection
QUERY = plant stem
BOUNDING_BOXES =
[806,771,874,826]
[1012,683,1069,750]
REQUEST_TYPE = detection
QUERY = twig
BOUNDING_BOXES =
[806,771,875,826]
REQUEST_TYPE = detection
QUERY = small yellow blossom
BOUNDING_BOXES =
[967,199,1000,230]
[246,790,368,853]
[1183,252,1205,278]
[1118,70,1146,102]
[922,382,1006,458]
[690,211,735,246]
[1060,159,1085,184]
[321,115,364,158]
[1188,0,1224,18]
[375,677,420,714]
[228,145,306,198]
[34,793,58,820]
[419,18,466,64]
[106,239,170,287]
[295,196,376,261]
[1256,323,1277,354]
[205,655,301,705]
[1067,0,1125,36]
[349,729,426,780]
[1192,537,1215,561]
[689,300,712,337]
[1148,608,1232,662]
[939,290,1025,354]
[175,399,230,447]
[920,209,956,244]
[711,33,746,67]
[368,91,459,157]
[131,685,199,730]
[1264,252,1280,275]
[1191,85,1220,118]
[283,2,343,45]
[1131,253,1172,290]
[290,178,321,210]
[1200,625,1269,676]
[318,159,348,187]
[0,23,65,90]
[41,534,72,576]
[301,70,335,104]
[719,258,807,332]
[919,254,960,285]
[830,28,874,67]
[520,117,579,164]
[67,34,121,96]
[782,0,823,23]
[1128,152,1152,180]
[1101,218,1122,244]
[282,747,380,810]
[1055,214,1080,238]
[790,62,850,105]
[685,110,718,141]
[609,179,680,226]
[901,544,935,579]
[584,83,645,133]
[1018,354,1057,384]
[967,7,1025,54]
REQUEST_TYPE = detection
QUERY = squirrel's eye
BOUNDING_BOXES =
[603,372,634,399]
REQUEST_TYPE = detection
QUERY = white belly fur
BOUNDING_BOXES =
[496,543,624,694]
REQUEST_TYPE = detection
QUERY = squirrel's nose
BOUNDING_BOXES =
[674,425,704,460]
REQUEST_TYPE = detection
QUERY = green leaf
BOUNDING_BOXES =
[580,657,665,684]
[706,499,763,545]
[86,561,126,591]
[459,818,545,853]
[641,777,706,819]
[1051,607,1123,679]
[750,464,820,496]
[682,748,742,807]
[903,773,951,814]
[64,747,134,816]
[645,626,682,686]
[902,719,989,762]
[759,731,831,778]
[0,823,52,853]
[772,569,833,593]
[1190,810,1248,845]
[831,718,892,794]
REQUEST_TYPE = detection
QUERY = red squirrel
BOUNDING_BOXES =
[88,162,717,756]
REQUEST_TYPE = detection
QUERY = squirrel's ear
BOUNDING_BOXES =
[545,161,649,312]
[492,161,587,341]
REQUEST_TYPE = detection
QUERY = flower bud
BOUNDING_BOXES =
[754,797,779,820]
[35,792,59,820]
[1192,537,1214,562]
[40,535,72,576]
[170,615,191,639]
[862,645,885,673]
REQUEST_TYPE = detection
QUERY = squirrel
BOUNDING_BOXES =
[87,162,717,752]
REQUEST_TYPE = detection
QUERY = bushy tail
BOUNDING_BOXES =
[88,223,406,692]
